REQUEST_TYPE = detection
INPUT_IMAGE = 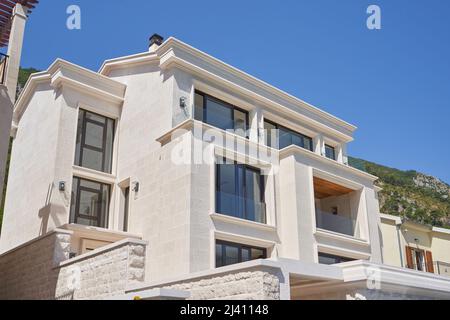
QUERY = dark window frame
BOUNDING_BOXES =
[70,176,111,228]
[123,186,130,232]
[263,119,313,151]
[325,144,336,160]
[195,90,250,138]
[75,109,115,173]
[215,159,266,224]
[318,252,354,265]
[215,240,267,268]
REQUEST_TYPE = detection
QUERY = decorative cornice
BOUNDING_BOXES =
[280,144,379,182]
[158,38,357,132]
[99,37,357,140]
[14,59,127,124]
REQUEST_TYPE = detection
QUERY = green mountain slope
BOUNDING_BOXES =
[349,157,450,228]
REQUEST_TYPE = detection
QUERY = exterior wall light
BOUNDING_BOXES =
[132,181,140,192]
[59,181,66,192]
[180,96,187,108]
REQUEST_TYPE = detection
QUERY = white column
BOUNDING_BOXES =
[249,106,263,144]
[339,143,348,165]
[0,4,27,205]
[313,134,324,156]
[279,156,316,262]
[5,3,28,103]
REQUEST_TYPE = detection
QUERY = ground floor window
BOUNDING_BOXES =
[70,176,110,228]
[318,252,354,265]
[215,240,267,268]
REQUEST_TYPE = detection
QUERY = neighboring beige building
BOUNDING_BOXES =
[0,35,449,300]
[380,214,450,278]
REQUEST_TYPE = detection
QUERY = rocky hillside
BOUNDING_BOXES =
[349,157,450,228]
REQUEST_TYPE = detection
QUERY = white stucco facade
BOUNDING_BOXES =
[0,37,449,300]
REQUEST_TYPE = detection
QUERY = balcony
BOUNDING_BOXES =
[315,209,355,236]
[314,176,362,238]
[0,53,8,85]
[407,260,450,278]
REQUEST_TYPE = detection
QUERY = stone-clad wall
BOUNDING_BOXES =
[0,229,147,300]
[0,229,71,300]
[158,269,281,300]
[55,240,147,300]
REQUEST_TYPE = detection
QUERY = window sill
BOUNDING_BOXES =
[315,228,369,246]
[210,212,276,232]
[72,165,116,184]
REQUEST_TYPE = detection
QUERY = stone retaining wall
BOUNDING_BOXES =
[0,229,147,300]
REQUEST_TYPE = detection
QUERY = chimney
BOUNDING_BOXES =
[149,33,164,52]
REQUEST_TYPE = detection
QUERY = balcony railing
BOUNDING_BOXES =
[216,191,266,224]
[315,210,355,236]
[407,261,450,278]
[0,53,8,85]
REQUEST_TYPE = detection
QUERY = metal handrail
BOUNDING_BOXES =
[406,261,450,277]
[0,53,8,85]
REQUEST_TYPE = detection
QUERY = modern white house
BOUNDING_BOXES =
[0,35,449,300]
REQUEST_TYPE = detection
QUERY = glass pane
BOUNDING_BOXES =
[82,148,103,172]
[78,189,100,218]
[264,121,277,148]
[245,168,262,222]
[206,98,233,131]
[304,136,313,151]
[224,245,239,266]
[278,128,291,149]
[251,248,266,260]
[234,109,247,137]
[242,248,251,262]
[86,112,106,124]
[79,179,101,190]
[325,145,335,160]
[123,187,130,232]
[76,217,98,227]
[85,122,104,149]
[236,165,245,219]
[215,244,223,267]
[69,177,79,223]
[291,133,303,148]
[194,93,204,122]
[100,184,110,228]
[74,110,84,166]
[104,119,114,172]
[217,164,237,217]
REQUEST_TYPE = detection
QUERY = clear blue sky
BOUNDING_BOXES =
[14,0,450,183]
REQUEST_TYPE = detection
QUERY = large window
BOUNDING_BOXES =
[75,109,115,173]
[325,144,336,160]
[194,91,249,138]
[70,177,110,228]
[215,240,267,268]
[264,120,313,151]
[216,161,266,223]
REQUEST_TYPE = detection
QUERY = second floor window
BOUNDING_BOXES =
[264,120,313,151]
[216,161,266,224]
[194,91,248,138]
[325,144,336,160]
[75,109,115,173]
